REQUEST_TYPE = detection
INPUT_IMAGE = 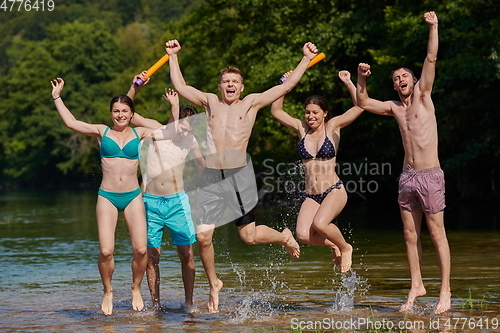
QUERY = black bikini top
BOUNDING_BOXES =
[298,128,336,160]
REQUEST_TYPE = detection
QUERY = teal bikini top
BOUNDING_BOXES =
[100,127,140,160]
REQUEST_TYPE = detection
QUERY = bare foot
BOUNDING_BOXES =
[339,244,353,273]
[282,228,300,258]
[435,291,451,314]
[151,300,162,311]
[101,290,113,316]
[400,286,427,312]
[208,278,223,314]
[131,286,144,312]
[182,302,195,314]
[331,246,341,267]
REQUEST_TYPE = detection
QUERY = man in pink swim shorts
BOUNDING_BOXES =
[398,166,446,215]
[356,11,451,315]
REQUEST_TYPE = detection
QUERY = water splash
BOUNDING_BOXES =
[330,270,370,312]
[229,261,247,287]
[258,262,291,292]
[229,291,275,324]
[228,261,290,323]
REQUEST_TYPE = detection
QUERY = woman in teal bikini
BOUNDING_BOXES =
[271,71,363,273]
[51,77,175,315]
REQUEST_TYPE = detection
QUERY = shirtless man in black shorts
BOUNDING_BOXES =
[166,39,318,313]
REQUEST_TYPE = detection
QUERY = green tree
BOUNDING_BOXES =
[1,20,123,186]
[1,0,498,203]
[358,1,500,199]
[163,0,499,201]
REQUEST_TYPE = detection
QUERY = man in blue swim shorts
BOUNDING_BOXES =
[129,81,205,311]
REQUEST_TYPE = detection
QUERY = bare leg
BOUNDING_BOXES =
[238,222,300,258]
[296,199,341,266]
[311,188,352,273]
[331,245,342,267]
[197,224,223,314]
[177,244,196,311]
[146,247,162,310]
[98,251,115,316]
[425,210,451,314]
[312,219,353,273]
[124,197,148,312]
[96,196,118,316]
[399,209,427,312]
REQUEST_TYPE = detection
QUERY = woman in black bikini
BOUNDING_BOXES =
[271,71,363,273]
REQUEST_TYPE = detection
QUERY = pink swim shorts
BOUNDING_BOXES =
[398,166,446,214]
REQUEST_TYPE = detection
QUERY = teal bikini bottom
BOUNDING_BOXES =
[98,188,142,211]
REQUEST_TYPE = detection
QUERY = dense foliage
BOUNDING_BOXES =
[0,0,499,204]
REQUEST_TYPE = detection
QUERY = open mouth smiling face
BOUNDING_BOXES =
[305,104,326,128]
[175,119,193,139]
[399,82,409,93]
[111,102,132,126]
[393,69,414,94]
[219,73,243,102]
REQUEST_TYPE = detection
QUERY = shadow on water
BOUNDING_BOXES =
[1,189,500,332]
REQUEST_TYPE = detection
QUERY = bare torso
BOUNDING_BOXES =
[204,94,258,169]
[390,87,440,170]
[143,135,196,195]
[99,127,141,193]
[100,158,140,192]
[300,123,341,194]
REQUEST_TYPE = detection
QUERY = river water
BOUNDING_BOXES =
[1,189,499,332]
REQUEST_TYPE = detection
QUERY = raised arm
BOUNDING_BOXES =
[270,97,302,132]
[127,72,164,130]
[252,42,318,110]
[142,89,180,141]
[126,71,149,101]
[332,71,364,129]
[130,112,162,130]
[418,11,438,95]
[163,88,180,124]
[270,71,302,131]
[165,39,209,108]
[189,137,206,173]
[338,70,357,105]
[51,78,102,137]
[356,63,394,116]
[332,106,364,130]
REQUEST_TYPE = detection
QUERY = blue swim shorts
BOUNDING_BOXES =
[144,191,196,248]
